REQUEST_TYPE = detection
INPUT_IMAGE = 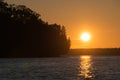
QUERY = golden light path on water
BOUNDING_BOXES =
[78,55,94,79]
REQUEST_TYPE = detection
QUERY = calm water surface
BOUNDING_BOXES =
[0,56,120,80]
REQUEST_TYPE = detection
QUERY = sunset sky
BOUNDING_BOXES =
[6,0,120,49]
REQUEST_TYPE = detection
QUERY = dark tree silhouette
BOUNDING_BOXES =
[0,1,70,57]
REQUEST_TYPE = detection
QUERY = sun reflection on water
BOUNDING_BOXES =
[78,55,94,79]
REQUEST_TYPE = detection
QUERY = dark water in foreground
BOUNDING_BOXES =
[0,56,120,80]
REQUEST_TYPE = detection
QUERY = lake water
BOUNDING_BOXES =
[0,56,120,80]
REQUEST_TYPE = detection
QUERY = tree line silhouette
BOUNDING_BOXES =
[0,1,70,57]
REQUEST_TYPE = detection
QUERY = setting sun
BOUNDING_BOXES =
[80,32,91,42]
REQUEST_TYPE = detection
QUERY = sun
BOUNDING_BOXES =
[80,32,91,42]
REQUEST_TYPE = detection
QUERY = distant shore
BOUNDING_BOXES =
[67,48,120,56]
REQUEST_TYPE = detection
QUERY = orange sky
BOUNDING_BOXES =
[6,0,120,49]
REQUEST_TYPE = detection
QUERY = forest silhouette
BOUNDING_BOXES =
[0,1,70,57]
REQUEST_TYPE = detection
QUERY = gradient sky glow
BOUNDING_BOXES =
[6,0,120,48]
